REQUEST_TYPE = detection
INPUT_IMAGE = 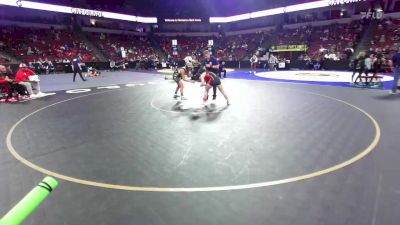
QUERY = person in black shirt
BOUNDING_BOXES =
[351,53,365,84]
[191,57,203,81]
[217,50,227,78]
[5,65,14,79]
[391,48,400,94]
[72,57,86,82]
[373,53,384,77]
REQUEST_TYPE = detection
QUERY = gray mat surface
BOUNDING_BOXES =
[0,71,399,225]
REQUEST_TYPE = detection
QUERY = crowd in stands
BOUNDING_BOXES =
[0,56,10,64]
[159,32,266,62]
[370,18,400,63]
[92,32,156,61]
[0,26,96,68]
[0,15,399,74]
[218,32,267,61]
[276,21,364,62]
[159,36,209,61]
[157,20,367,64]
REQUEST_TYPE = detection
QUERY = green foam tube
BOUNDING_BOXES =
[0,176,58,225]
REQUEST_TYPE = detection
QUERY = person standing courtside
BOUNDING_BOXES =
[390,47,400,94]
[72,57,86,82]
[351,52,365,84]
[250,54,258,73]
[268,54,278,71]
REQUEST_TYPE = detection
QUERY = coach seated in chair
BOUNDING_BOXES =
[0,65,29,100]
[0,65,11,85]
[0,65,12,98]
[15,63,43,98]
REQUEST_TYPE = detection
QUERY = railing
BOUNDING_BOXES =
[3,59,353,74]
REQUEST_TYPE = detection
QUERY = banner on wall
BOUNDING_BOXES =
[71,8,103,17]
[328,0,366,6]
[0,0,157,23]
[270,45,307,52]
[361,10,384,20]
[164,18,202,22]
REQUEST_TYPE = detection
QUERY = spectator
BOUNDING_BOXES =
[268,54,278,71]
[4,65,15,79]
[48,61,55,74]
[250,54,258,73]
[0,65,14,99]
[365,54,373,76]
[0,65,11,85]
[27,46,33,55]
[373,53,384,77]
[380,34,386,43]
[110,59,116,71]
[351,52,366,83]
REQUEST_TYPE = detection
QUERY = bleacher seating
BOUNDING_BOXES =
[158,36,209,60]
[371,18,400,58]
[0,57,10,64]
[158,32,266,61]
[90,32,156,61]
[274,21,365,60]
[218,33,266,61]
[0,17,397,66]
[0,26,95,63]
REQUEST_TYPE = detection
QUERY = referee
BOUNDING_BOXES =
[72,57,86,82]
[391,47,400,94]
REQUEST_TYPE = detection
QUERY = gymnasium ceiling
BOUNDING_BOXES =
[32,0,313,17]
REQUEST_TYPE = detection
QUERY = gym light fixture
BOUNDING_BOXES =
[0,0,157,23]
[210,0,345,23]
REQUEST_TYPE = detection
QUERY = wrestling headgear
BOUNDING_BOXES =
[184,56,193,67]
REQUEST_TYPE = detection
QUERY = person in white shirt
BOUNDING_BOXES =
[250,54,258,73]
[268,54,278,71]
[364,54,373,79]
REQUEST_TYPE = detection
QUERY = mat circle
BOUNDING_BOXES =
[6,85,381,192]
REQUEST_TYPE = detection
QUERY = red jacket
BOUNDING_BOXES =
[15,69,35,83]
[0,79,8,85]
